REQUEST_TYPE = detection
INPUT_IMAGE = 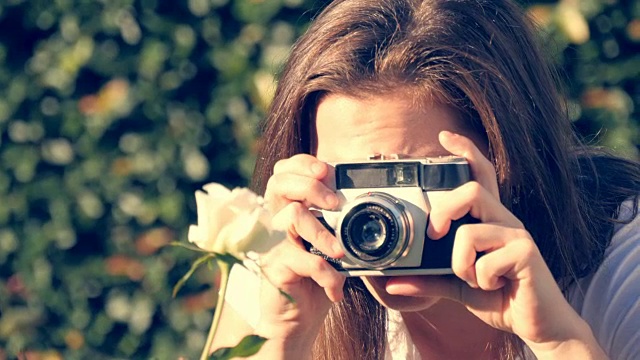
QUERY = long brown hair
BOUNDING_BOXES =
[251,0,640,358]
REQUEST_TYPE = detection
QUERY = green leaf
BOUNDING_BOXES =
[251,261,296,304]
[172,253,216,298]
[277,287,296,304]
[208,335,267,360]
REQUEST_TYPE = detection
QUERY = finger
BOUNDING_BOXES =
[474,251,511,291]
[273,154,333,182]
[450,223,508,288]
[439,131,500,199]
[385,274,463,300]
[384,274,500,313]
[273,154,337,193]
[427,181,522,240]
[273,202,344,258]
[385,275,510,327]
[451,223,536,290]
[474,233,544,284]
[264,172,339,213]
[262,243,346,302]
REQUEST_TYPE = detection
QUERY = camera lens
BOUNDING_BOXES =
[338,193,410,268]
[347,206,392,253]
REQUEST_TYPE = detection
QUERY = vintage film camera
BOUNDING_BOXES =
[306,154,478,277]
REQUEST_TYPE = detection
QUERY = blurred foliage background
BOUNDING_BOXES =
[0,0,638,359]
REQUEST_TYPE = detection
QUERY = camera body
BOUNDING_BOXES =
[308,155,477,277]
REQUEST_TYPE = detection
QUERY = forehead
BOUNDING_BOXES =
[313,92,478,162]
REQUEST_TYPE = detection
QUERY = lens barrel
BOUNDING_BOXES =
[338,193,411,268]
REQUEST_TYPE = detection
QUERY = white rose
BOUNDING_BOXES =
[187,183,284,258]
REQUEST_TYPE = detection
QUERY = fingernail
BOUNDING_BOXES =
[440,130,460,140]
[385,283,396,293]
[385,282,401,295]
[325,193,338,208]
[311,162,324,175]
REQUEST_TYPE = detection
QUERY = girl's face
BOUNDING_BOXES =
[313,91,487,311]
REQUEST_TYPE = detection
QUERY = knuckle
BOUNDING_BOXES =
[264,176,278,198]
[287,201,306,217]
[474,257,490,276]
[476,276,494,291]
[453,231,473,255]
[290,153,311,162]
[513,228,531,241]
[282,202,306,231]
[264,175,287,206]
[266,268,290,288]
[277,154,314,173]
[318,227,335,246]
[308,178,332,202]
[522,242,539,258]
[280,201,302,217]
[464,181,484,199]
[450,257,467,276]
[272,158,289,174]
[263,241,287,260]
[308,178,324,193]
[258,256,283,281]
[308,256,328,273]
[455,223,473,240]
[312,225,328,245]
[513,235,538,258]
[482,158,497,174]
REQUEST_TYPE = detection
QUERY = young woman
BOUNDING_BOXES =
[214,0,640,358]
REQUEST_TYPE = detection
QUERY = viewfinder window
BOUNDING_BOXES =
[336,162,420,188]
[390,164,417,186]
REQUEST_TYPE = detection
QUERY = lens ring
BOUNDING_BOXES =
[343,204,397,257]
[338,193,410,268]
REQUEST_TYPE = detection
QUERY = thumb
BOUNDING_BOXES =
[385,275,503,314]
[385,275,464,300]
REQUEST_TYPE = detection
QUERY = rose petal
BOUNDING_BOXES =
[228,188,262,214]
[217,209,258,256]
[202,183,231,199]
[188,183,283,256]
[194,190,211,230]
[231,208,284,255]
[187,224,205,247]
[201,184,239,253]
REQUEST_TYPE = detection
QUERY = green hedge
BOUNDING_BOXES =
[0,0,637,359]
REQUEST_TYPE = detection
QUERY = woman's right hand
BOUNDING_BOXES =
[253,154,346,356]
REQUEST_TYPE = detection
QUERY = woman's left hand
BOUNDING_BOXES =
[384,131,607,359]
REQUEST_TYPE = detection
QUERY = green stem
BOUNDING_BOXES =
[200,259,231,360]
